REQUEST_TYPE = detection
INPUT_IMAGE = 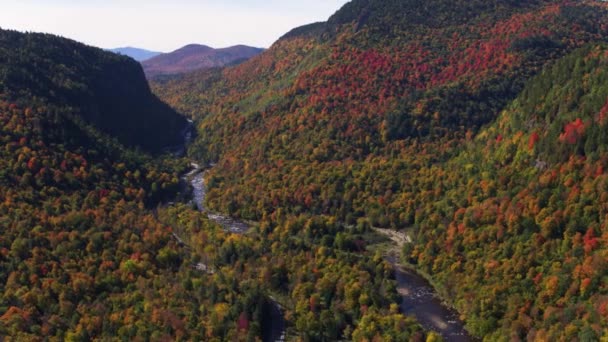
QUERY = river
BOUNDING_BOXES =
[387,257,473,342]
[376,228,473,342]
[183,163,285,342]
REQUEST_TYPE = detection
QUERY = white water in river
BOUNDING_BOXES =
[188,169,249,234]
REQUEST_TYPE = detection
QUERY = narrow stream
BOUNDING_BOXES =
[375,228,473,341]
[185,164,472,341]
[183,164,285,342]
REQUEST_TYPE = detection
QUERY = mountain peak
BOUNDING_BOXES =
[327,0,545,31]
[177,44,214,52]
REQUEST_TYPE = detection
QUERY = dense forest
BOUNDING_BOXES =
[151,0,608,340]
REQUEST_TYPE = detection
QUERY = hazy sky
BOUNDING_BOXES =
[0,0,350,51]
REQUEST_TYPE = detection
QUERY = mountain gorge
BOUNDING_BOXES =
[3,0,608,340]
[0,29,280,341]
[0,28,431,341]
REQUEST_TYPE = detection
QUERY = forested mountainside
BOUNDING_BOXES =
[0,29,186,152]
[152,0,608,339]
[0,101,286,340]
[398,45,608,340]
[0,29,434,341]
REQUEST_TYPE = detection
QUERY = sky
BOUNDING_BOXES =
[0,0,350,51]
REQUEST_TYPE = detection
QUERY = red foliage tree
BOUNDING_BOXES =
[559,118,586,144]
[528,132,539,150]
[583,227,599,254]
[237,312,249,331]
[598,100,608,124]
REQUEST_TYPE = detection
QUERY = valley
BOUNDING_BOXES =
[151,0,608,339]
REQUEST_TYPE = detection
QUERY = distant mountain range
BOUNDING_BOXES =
[142,44,264,77]
[109,47,162,61]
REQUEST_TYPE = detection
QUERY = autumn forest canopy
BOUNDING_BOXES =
[2,0,608,341]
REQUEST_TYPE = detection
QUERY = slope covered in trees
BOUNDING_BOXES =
[397,44,608,340]
[0,29,187,153]
[151,0,608,339]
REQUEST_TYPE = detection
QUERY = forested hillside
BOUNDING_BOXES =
[151,0,608,339]
[399,44,608,340]
[3,0,608,340]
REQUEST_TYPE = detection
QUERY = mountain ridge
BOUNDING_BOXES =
[3,0,608,340]
[142,44,264,77]
[0,28,235,341]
